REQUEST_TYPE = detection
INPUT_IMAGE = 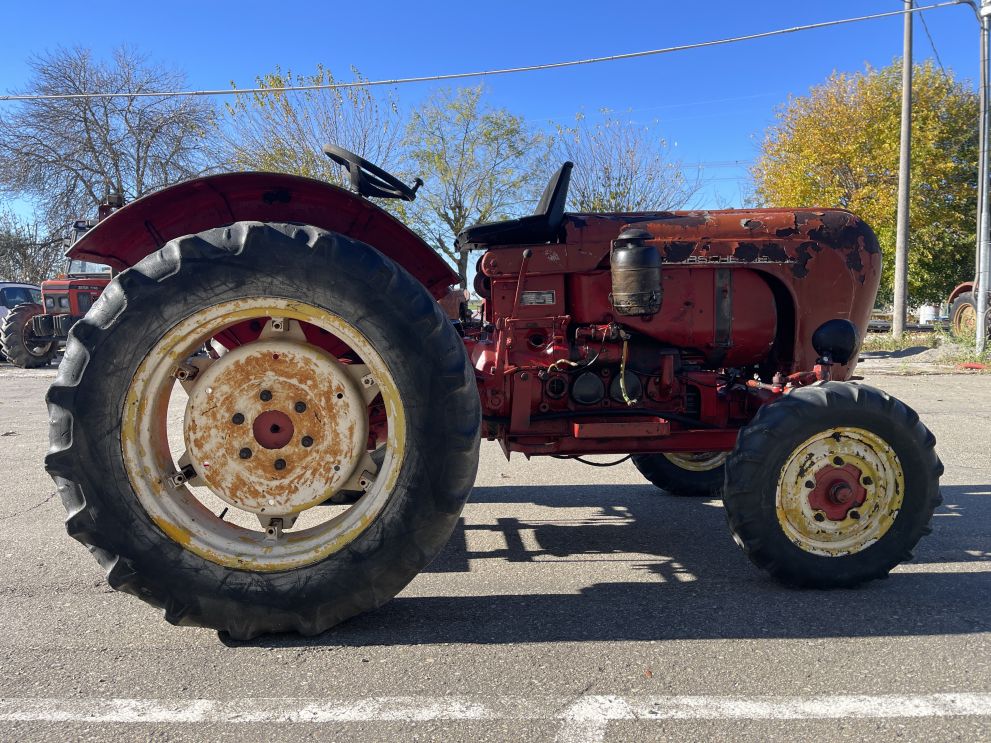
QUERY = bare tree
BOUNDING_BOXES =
[401,87,551,288]
[0,210,63,283]
[0,47,215,230]
[215,65,402,184]
[555,112,700,212]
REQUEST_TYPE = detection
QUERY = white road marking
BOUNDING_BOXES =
[891,561,991,573]
[2,693,991,729]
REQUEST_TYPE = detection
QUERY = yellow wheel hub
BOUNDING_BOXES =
[775,427,904,557]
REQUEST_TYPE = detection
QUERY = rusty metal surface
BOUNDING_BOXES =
[120,298,408,571]
[68,172,458,299]
[572,419,671,439]
[470,207,882,458]
[774,427,904,557]
[184,338,367,515]
[947,280,977,305]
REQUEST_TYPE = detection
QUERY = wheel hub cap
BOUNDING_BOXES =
[807,462,867,521]
[184,338,368,515]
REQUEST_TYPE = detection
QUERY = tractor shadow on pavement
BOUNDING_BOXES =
[244,482,991,647]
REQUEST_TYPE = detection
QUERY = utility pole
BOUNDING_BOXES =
[893,0,913,340]
[978,1,991,353]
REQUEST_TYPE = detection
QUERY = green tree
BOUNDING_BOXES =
[556,112,700,212]
[401,87,551,288]
[216,65,402,184]
[752,60,977,304]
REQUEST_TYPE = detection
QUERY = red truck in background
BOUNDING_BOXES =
[0,198,120,367]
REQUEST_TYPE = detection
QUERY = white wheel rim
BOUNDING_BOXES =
[662,451,728,472]
[121,298,407,572]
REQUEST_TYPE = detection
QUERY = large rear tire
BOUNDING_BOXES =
[724,382,942,588]
[1,303,55,368]
[631,451,727,497]
[46,222,481,639]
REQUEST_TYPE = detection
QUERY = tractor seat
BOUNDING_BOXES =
[456,161,573,249]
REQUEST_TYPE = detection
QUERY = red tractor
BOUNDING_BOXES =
[45,146,942,639]
[1,204,118,368]
[947,280,990,338]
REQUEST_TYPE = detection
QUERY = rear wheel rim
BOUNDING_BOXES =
[662,451,728,472]
[954,302,976,334]
[775,427,904,557]
[121,297,407,572]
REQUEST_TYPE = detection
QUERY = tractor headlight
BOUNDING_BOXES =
[58,296,70,309]
[45,297,55,309]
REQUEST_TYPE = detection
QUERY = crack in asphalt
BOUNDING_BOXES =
[0,491,56,522]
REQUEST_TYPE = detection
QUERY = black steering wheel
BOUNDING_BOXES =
[322,143,422,202]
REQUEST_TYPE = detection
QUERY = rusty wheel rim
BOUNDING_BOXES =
[121,298,406,571]
[775,427,904,557]
[662,451,728,472]
[953,303,977,335]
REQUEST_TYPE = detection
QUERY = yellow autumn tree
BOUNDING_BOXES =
[752,60,977,304]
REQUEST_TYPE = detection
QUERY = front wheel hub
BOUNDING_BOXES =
[184,338,368,515]
[807,462,867,521]
[775,427,904,556]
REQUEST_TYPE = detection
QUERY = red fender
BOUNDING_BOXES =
[69,172,457,298]
[947,281,976,305]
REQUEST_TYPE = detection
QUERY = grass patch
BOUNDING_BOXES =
[942,327,991,366]
[860,332,939,353]
[860,331,989,368]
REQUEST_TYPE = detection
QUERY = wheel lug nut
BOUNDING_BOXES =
[804,480,815,489]
[232,413,245,425]
[813,512,826,522]
[274,458,286,471]
[294,401,307,413]
[862,476,873,486]
[848,509,861,520]
[239,447,252,459]
[260,390,273,402]
[301,436,314,448]
[832,456,844,466]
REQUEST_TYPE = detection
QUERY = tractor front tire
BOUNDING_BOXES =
[45,222,481,639]
[631,451,727,497]
[1,303,55,368]
[724,382,942,588]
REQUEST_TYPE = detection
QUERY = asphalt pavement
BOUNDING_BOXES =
[0,360,989,742]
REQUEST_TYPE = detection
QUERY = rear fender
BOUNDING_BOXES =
[69,172,457,298]
[947,281,975,305]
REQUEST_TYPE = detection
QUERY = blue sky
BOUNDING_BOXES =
[0,0,983,210]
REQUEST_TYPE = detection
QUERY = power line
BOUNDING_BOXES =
[681,160,753,169]
[0,1,964,103]
[916,1,948,73]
